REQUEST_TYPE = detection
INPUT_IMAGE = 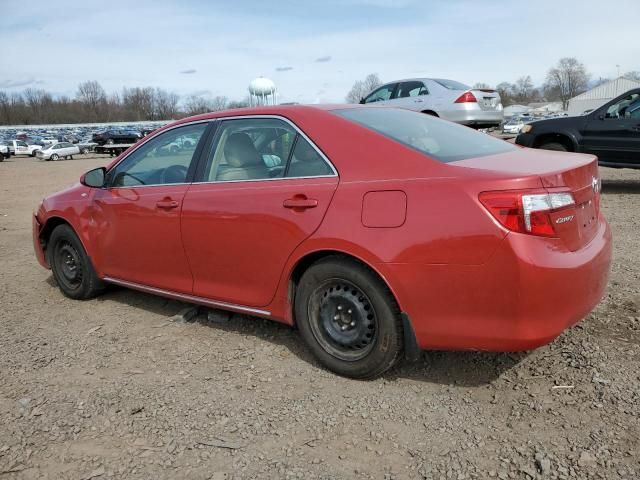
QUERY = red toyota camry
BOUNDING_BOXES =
[33,106,612,378]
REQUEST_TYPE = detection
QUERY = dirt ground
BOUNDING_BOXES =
[0,153,638,480]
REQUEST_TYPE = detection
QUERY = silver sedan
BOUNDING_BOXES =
[359,78,503,128]
[36,142,80,161]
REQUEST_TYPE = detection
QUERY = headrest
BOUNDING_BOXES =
[224,132,262,167]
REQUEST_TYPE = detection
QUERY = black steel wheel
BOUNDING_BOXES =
[308,279,378,362]
[47,224,105,300]
[295,256,403,379]
[53,240,83,292]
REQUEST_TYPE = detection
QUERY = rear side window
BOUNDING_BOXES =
[334,108,516,163]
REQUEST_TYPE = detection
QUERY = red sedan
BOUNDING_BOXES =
[33,106,612,378]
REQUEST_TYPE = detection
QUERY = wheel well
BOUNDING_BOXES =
[288,250,401,323]
[39,217,71,255]
[421,110,439,117]
[533,133,575,151]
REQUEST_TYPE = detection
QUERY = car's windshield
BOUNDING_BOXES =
[334,107,516,162]
[433,79,470,91]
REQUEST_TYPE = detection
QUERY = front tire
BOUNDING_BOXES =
[50,154,59,161]
[47,224,105,300]
[538,142,567,152]
[295,256,403,379]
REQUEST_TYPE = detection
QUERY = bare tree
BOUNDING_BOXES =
[546,58,590,110]
[210,96,228,111]
[155,88,180,119]
[346,73,382,103]
[496,82,516,106]
[77,81,107,120]
[473,82,491,89]
[227,97,250,109]
[184,94,212,115]
[514,76,534,102]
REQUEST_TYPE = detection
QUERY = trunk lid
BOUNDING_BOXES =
[452,149,601,251]
[471,89,501,111]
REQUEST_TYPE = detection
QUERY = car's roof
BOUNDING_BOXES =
[170,104,364,126]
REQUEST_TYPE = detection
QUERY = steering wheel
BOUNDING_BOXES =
[161,164,188,184]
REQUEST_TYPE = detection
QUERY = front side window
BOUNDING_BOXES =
[108,122,207,187]
[17,141,28,147]
[334,107,516,163]
[605,93,640,119]
[364,84,396,103]
[205,118,296,181]
[397,81,428,98]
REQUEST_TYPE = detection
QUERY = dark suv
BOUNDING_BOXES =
[516,88,640,168]
[92,129,141,146]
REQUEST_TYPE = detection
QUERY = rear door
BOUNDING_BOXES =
[181,117,338,307]
[581,91,640,165]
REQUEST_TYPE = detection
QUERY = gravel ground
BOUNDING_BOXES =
[0,154,638,479]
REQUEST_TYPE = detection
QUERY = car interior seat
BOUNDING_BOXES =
[217,132,269,181]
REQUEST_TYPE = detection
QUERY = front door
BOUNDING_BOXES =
[582,91,640,165]
[181,117,339,307]
[90,122,209,293]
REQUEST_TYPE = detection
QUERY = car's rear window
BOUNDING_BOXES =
[334,108,516,163]
[432,79,470,91]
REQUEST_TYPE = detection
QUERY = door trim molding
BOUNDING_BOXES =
[103,276,272,317]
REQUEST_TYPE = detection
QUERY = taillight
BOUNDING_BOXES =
[479,190,575,237]
[454,91,477,103]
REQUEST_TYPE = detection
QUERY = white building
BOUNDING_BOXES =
[568,77,640,115]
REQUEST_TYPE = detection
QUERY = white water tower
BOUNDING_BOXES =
[249,76,277,106]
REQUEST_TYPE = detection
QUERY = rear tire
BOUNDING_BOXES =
[81,148,89,154]
[47,224,105,300]
[295,256,403,379]
[538,142,567,152]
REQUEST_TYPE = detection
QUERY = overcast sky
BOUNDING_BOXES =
[0,0,638,104]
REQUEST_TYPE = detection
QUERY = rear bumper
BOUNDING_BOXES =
[385,218,612,351]
[443,107,504,127]
[33,215,48,269]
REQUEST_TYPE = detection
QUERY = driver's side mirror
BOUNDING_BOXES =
[81,167,106,188]
[359,98,366,104]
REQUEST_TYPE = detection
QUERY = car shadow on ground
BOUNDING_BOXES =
[94,285,525,387]
[602,178,640,194]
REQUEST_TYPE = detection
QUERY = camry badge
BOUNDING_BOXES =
[556,215,575,224]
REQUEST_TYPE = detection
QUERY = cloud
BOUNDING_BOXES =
[180,69,197,74]
[0,78,39,88]
[315,56,332,63]
[276,66,293,72]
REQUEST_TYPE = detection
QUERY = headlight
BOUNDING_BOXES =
[521,124,533,134]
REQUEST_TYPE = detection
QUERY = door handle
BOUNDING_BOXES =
[283,197,318,210]
[630,124,640,132]
[156,199,179,209]
[414,99,424,103]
